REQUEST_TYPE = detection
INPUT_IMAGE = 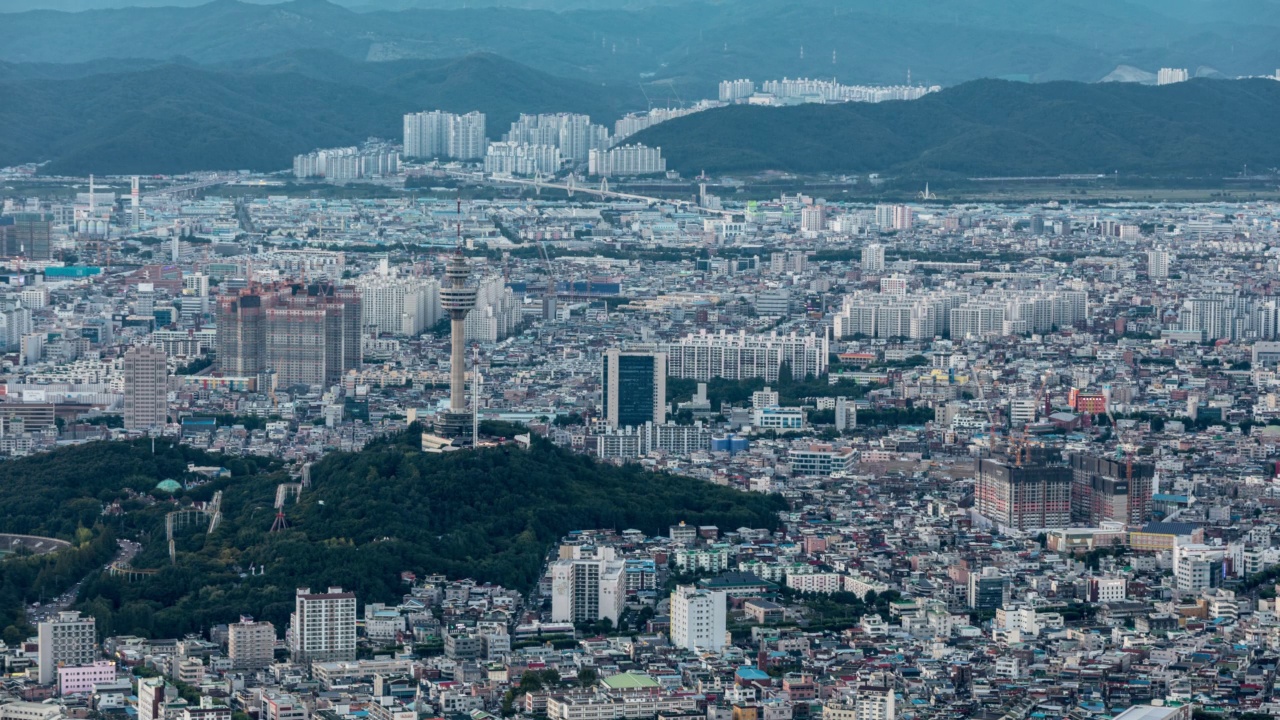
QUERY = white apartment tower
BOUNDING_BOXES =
[289,587,357,664]
[588,144,666,177]
[356,273,440,336]
[861,244,885,274]
[669,585,726,651]
[1147,249,1170,281]
[549,549,626,625]
[37,611,96,685]
[123,344,168,431]
[1157,68,1190,85]
[719,79,756,102]
[666,329,829,382]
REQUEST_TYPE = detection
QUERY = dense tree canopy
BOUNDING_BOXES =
[34,430,785,638]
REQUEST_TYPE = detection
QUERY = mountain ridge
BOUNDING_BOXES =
[629,78,1280,177]
[0,52,643,175]
[2,0,1278,93]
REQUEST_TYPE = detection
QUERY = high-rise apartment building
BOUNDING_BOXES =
[603,349,667,429]
[403,111,487,160]
[216,291,271,376]
[1157,68,1189,85]
[1147,249,1170,280]
[588,144,666,177]
[1068,453,1155,527]
[666,330,829,382]
[503,114,608,164]
[4,213,54,260]
[463,275,522,342]
[800,205,826,233]
[293,146,400,180]
[669,585,726,651]
[289,587,357,664]
[123,345,168,431]
[356,273,440,336]
[484,142,561,176]
[266,286,362,388]
[227,617,276,670]
[38,611,96,685]
[975,453,1072,530]
[719,79,756,102]
[218,285,361,387]
[0,306,33,352]
[861,244,885,274]
[549,550,626,625]
[893,204,915,231]
[872,204,914,231]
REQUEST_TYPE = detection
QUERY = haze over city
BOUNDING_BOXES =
[0,3,1279,720]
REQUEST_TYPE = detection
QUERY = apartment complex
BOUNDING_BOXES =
[355,273,440,337]
[587,144,666,177]
[293,146,400,180]
[666,330,829,382]
[289,587,357,664]
[464,276,523,343]
[217,285,362,388]
[403,111,487,160]
[503,113,608,164]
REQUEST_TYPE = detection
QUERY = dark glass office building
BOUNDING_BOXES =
[603,349,667,428]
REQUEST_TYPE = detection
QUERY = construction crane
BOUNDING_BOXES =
[971,366,1000,447]
[538,240,558,321]
[1008,370,1053,467]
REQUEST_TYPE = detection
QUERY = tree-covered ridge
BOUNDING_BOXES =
[61,430,782,638]
[632,78,1280,177]
[0,440,276,644]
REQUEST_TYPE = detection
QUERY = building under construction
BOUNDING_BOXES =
[216,283,362,388]
[974,448,1072,531]
[1068,453,1155,526]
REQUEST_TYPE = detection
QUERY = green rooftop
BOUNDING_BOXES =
[601,672,659,690]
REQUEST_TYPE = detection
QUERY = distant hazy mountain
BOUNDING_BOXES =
[629,79,1280,177]
[3,0,1278,94]
[1099,65,1158,84]
[0,52,643,175]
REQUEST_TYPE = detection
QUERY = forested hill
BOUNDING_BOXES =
[630,78,1280,177]
[55,429,784,638]
[0,440,276,645]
